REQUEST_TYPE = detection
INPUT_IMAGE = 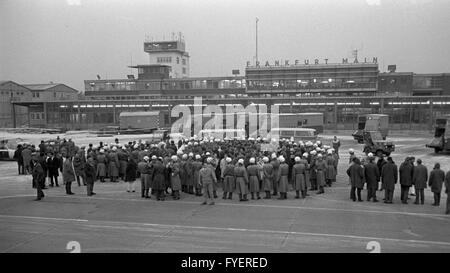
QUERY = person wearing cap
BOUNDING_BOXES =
[21,145,32,175]
[412,158,428,205]
[107,147,120,182]
[428,163,445,207]
[185,153,195,194]
[325,150,337,187]
[377,154,387,192]
[222,157,236,199]
[292,156,307,198]
[96,149,107,182]
[169,155,181,200]
[332,136,341,155]
[32,154,45,201]
[192,155,203,196]
[270,154,280,196]
[62,154,76,195]
[314,154,327,194]
[277,156,289,200]
[73,150,86,187]
[138,156,152,198]
[261,157,274,199]
[234,158,249,201]
[247,157,261,200]
[125,153,138,193]
[151,157,167,201]
[179,154,188,193]
[399,157,414,204]
[309,150,317,191]
[381,157,398,204]
[347,157,365,202]
[46,151,60,187]
[365,153,380,202]
[199,157,217,205]
[85,157,97,196]
[117,146,129,181]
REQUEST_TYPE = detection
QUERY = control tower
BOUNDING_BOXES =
[144,33,190,78]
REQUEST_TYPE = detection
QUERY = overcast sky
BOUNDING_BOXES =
[1,0,449,91]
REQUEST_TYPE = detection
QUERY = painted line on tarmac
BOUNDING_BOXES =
[1,194,448,220]
[2,214,449,248]
[0,214,88,222]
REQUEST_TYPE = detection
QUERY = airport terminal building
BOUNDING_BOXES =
[5,36,450,132]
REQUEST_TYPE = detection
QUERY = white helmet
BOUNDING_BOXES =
[302,153,308,158]
[271,153,277,159]
[310,150,317,155]
[195,154,201,160]
[100,149,105,153]
[238,158,244,164]
[188,152,194,157]
[226,157,232,163]
[263,157,269,163]
[279,156,285,163]
[143,156,149,161]
[207,157,213,163]
[295,156,301,162]
[349,148,354,153]
[317,154,323,158]
[368,152,374,158]
[327,149,333,154]
[249,157,255,164]
[182,154,188,159]
[133,144,139,149]
[171,155,178,161]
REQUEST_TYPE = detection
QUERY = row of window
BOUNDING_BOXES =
[0,91,25,96]
[156,56,187,65]
[30,112,44,120]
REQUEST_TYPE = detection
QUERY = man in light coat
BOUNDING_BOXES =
[199,158,217,205]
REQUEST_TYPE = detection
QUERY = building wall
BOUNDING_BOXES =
[378,73,413,96]
[28,85,79,102]
[0,82,32,127]
[148,51,190,78]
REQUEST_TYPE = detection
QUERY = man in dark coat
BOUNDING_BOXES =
[63,155,76,195]
[428,163,445,206]
[84,157,97,196]
[347,157,365,202]
[46,152,60,187]
[364,153,380,202]
[377,155,387,191]
[412,159,428,205]
[381,157,397,204]
[152,158,167,201]
[399,157,414,204]
[13,145,24,175]
[32,154,45,201]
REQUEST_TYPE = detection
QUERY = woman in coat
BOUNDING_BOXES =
[347,157,365,202]
[428,163,445,206]
[107,148,119,182]
[125,156,138,193]
[62,155,75,195]
[96,150,107,182]
[325,150,337,187]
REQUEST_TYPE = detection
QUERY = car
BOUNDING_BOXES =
[0,138,25,161]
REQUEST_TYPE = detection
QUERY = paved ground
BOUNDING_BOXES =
[0,132,449,253]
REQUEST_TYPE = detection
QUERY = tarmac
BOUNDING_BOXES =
[0,132,449,253]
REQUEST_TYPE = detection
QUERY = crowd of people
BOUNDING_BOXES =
[11,135,450,214]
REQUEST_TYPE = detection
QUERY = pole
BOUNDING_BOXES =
[256,18,258,65]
